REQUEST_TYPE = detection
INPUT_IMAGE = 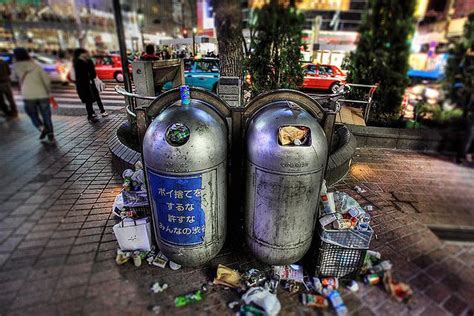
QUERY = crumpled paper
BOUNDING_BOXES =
[213,264,241,288]
[278,126,307,145]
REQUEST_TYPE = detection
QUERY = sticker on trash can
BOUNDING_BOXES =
[147,169,205,246]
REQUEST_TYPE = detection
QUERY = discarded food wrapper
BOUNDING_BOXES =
[333,192,361,214]
[242,287,281,316]
[134,160,143,170]
[321,277,339,289]
[152,251,168,268]
[151,282,168,293]
[365,205,374,212]
[278,126,309,146]
[370,260,393,274]
[346,280,359,292]
[115,249,131,265]
[175,289,203,307]
[242,268,267,288]
[313,277,323,294]
[366,250,381,260]
[320,192,336,215]
[112,193,125,217]
[301,293,329,308]
[354,185,367,194]
[149,305,161,314]
[319,213,337,227]
[383,271,413,303]
[122,190,149,208]
[273,265,304,283]
[333,218,353,230]
[227,301,240,310]
[213,264,241,288]
[364,274,381,285]
[264,277,280,294]
[284,280,300,293]
[169,261,182,271]
[122,169,134,179]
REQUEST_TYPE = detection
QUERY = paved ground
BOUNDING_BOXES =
[0,113,473,315]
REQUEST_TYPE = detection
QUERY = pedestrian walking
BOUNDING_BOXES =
[73,48,108,123]
[0,57,17,118]
[13,47,55,144]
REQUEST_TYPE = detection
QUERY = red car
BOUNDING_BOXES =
[301,64,347,93]
[92,54,129,82]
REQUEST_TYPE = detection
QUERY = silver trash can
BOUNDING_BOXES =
[245,100,328,265]
[143,99,227,266]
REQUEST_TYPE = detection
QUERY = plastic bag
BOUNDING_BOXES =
[242,287,281,316]
[333,192,361,214]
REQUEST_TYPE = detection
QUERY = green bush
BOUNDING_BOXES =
[346,0,416,122]
[246,3,305,95]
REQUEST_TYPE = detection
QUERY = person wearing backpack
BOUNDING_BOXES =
[13,48,55,144]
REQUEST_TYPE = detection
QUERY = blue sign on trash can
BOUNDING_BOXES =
[147,169,205,246]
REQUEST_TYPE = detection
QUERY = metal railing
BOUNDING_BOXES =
[339,83,379,122]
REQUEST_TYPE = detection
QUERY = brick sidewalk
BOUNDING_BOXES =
[0,114,472,315]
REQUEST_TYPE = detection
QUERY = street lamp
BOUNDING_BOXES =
[192,27,197,56]
[137,9,145,51]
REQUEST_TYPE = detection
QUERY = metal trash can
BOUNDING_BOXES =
[143,99,227,267]
[245,100,328,265]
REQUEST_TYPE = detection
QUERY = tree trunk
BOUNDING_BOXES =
[213,0,243,77]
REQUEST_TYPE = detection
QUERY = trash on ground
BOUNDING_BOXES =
[169,261,182,271]
[383,271,413,303]
[321,277,339,289]
[151,282,168,293]
[301,293,329,308]
[113,217,153,251]
[174,289,203,307]
[364,273,381,285]
[370,260,393,274]
[115,249,131,265]
[148,305,161,314]
[152,251,169,268]
[278,126,309,146]
[227,301,240,309]
[346,280,359,292]
[239,304,266,315]
[354,185,366,194]
[242,287,281,316]
[326,289,348,316]
[213,264,241,288]
[132,250,145,267]
[242,268,267,288]
[273,265,304,283]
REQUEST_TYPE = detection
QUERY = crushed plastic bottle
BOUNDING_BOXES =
[174,289,203,307]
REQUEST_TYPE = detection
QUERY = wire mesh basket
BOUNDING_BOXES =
[315,223,373,279]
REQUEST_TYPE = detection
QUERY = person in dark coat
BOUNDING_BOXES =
[73,48,108,123]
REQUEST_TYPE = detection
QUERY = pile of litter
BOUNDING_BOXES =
[111,171,413,314]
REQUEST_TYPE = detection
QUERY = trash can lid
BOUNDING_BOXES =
[143,99,228,174]
[246,101,328,173]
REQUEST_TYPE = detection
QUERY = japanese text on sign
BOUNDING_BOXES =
[147,170,205,246]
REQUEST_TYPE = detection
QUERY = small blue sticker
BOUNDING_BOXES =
[147,169,205,246]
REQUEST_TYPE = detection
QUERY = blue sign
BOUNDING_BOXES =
[147,169,205,246]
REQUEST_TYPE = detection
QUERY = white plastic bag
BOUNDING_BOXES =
[242,287,281,316]
[94,77,106,93]
[113,217,152,251]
